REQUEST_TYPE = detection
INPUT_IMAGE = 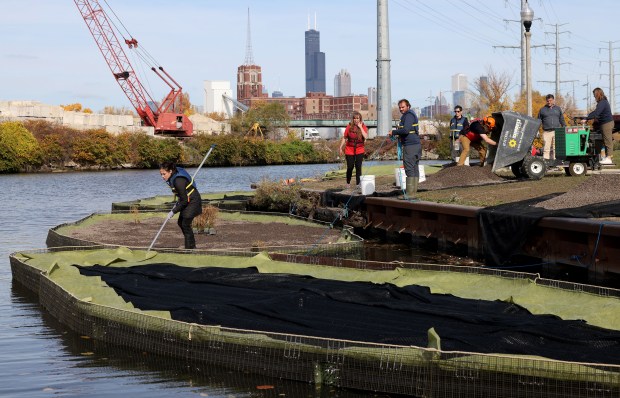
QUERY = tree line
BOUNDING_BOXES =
[0,120,338,174]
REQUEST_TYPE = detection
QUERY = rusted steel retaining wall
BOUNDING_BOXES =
[364,198,620,278]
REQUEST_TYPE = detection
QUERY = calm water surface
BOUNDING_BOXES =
[2,162,425,397]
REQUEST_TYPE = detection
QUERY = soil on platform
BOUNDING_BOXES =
[302,164,609,207]
[66,217,343,250]
[66,166,620,249]
[535,174,620,210]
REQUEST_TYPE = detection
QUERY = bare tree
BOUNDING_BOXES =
[470,67,513,117]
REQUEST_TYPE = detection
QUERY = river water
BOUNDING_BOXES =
[2,161,444,397]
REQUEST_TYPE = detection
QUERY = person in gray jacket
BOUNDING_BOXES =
[537,94,565,162]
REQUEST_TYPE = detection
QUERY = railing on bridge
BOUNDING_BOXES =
[289,120,378,128]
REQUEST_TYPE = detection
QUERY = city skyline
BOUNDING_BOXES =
[2,1,619,113]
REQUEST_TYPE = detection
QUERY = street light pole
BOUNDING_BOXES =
[426,93,435,120]
[521,1,534,117]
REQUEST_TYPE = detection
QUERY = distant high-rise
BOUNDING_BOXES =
[334,69,351,97]
[451,73,468,91]
[305,14,326,94]
[367,87,377,105]
[451,73,469,108]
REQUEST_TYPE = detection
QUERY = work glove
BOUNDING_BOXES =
[166,210,175,220]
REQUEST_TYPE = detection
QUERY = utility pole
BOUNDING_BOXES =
[427,91,435,120]
[494,0,526,93]
[523,2,533,117]
[563,79,579,104]
[438,90,453,117]
[494,0,549,97]
[537,24,570,98]
[583,78,591,110]
[376,0,391,138]
[599,41,620,113]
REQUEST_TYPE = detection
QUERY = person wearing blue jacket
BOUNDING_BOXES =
[582,87,614,164]
[159,161,202,249]
[388,99,421,200]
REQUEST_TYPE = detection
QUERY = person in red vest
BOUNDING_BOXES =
[457,116,497,167]
[339,111,369,187]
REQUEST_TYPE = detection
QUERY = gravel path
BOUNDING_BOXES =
[535,174,620,210]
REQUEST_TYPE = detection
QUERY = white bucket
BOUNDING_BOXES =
[418,165,426,183]
[455,156,470,165]
[394,167,406,188]
[395,166,426,188]
[360,175,375,195]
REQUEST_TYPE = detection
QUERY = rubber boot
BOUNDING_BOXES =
[406,177,418,201]
[184,233,196,249]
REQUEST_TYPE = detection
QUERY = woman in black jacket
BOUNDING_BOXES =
[583,87,614,164]
[159,161,202,249]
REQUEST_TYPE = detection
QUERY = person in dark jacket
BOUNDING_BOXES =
[159,161,202,249]
[582,87,614,164]
[388,99,421,200]
[449,105,469,162]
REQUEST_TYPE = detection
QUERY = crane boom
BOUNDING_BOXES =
[74,0,193,136]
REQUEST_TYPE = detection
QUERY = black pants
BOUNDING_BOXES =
[178,215,196,249]
[345,154,363,185]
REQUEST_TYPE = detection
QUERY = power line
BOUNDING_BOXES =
[537,23,571,98]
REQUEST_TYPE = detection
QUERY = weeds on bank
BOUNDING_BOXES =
[192,205,219,232]
[130,205,140,224]
[252,179,315,214]
[251,240,266,252]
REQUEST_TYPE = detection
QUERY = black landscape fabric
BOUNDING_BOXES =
[478,195,620,266]
[77,263,620,365]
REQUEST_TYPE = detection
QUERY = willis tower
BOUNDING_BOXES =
[305,15,325,94]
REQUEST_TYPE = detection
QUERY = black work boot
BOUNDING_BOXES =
[184,234,196,249]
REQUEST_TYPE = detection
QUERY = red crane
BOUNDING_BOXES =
[74,0,193,137]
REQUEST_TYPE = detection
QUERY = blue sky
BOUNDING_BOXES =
[1,0,618,113]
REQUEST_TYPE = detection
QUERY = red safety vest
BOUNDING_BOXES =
[343,124,367,155]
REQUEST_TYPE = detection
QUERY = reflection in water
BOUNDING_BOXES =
[2,163,408,398]
[11,280,380,398]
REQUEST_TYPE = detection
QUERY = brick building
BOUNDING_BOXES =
[237,64,267,104]
[245,92,368,120]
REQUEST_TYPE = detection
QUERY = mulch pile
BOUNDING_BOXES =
[420,164,505,190]
[534,174,620,210]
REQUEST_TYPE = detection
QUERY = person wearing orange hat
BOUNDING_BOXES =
[457,116,497,167]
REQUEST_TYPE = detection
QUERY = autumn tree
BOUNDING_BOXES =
[242,101,290,139]
[61,103,83,112]
[0,121,41,172]
[470,67,513,117]
[206,112,227,121]
[102,106,135,115]
[513,91,579,125]
[60,103,92,113]
[512,90,546,117]
[179,92,195,116]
